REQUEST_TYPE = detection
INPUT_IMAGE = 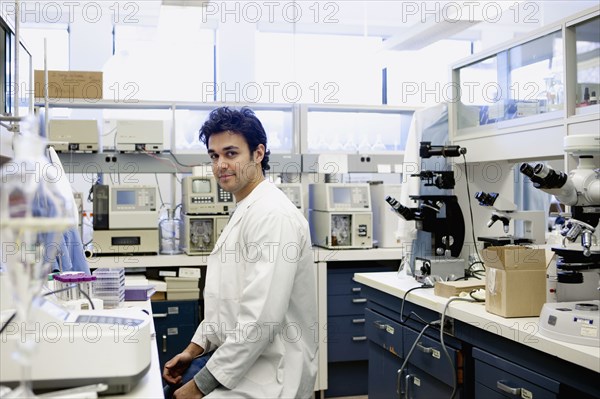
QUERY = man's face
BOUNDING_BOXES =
[208,131,264,202]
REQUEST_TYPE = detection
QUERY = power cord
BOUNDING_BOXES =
[462,153,484,267]
[400,285,435,325]
[440,296,480,399]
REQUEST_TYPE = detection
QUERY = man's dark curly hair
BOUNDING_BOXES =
[199,107,271,173]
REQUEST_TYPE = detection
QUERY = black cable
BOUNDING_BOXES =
[44,284,95,310]
[0,311,16,335]
[167,151,201,168]
[78,285,96,310]
[462,153,483,265]
[440,296,477,399]
[154,173,165,208]
[400,285,434,324]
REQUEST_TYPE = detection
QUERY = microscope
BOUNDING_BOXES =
[474,191,546,246]
[520,134,600,346]
[386,142,467,282]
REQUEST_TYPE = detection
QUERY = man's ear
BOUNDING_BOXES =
[254,144,265,164]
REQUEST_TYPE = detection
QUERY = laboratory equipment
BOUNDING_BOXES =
[0,296,151,395]
[414,257,466,282]
[114,120,164,153]
[159,208,183,255]
[386,142,467,280]
[474,191,546,246]
[182,215,229,255]
[309,211,372,249]
[520,134,600,346]
[92,268,125,309]
[47,119,99,153]
[0,116,76,398]
[387,194,465,257]
[276,183,304,213]
[181,176,233,215]
[309,183,373,249]
[92,184,159,255]
[369,182,402,248]
[309,183,372,212]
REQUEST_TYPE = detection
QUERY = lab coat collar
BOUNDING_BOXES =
[211,179,269,253]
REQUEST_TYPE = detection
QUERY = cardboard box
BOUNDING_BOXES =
[483,245,546,317]
[434,279,486,298]
[34,70,103,100]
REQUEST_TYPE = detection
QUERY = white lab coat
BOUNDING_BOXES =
[191,180,318,398]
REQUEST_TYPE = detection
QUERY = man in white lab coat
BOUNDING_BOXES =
[163,107,318,399]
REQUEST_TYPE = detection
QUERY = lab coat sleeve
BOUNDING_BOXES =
[205,209,301,389]
[191,321,212,354]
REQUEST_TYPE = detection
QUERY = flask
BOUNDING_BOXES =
[159,208,183,255]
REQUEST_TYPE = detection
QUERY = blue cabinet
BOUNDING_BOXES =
[151,300,200,371]
[324,261,397,398]
[472,348,559,399]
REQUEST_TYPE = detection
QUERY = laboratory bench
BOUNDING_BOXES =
[354,271,600,399]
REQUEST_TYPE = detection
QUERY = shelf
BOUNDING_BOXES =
[449,6,599,158]
[88,254,208,269]
[56,152,301,174]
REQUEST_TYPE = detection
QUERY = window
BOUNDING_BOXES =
[256,32,382,104]
[19,26,69,70]
[105,6,214,102]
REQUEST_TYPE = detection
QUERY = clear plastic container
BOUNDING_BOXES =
[159,208,183,255]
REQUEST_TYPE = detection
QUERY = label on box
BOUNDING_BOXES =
[179,267,201,279]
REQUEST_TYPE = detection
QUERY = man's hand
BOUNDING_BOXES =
[163,352,194,385]
[173,380,204,399]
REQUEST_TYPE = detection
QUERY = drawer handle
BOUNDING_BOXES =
[497,380,522,396]
[373,320,388,330]
[404,373,414,399]
[416,342,433,354]
[352,336,367,342]
[351,287,362,293]
[162,334,167,353]
[352,298,367,304]
[352,318,366,324]
[153,313,168,318]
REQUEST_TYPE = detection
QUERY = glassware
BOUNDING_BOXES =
[159,208,183,255]
[0,116,75,398]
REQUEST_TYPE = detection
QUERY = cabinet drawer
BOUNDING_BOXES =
[473,348,560,398]
[403,326,460,388]
[404,365,460,399]
[327,270,364,296]
[328,294,368,316]
[327,315,368,362]
[151,300,199,324]
[365,308,403,357]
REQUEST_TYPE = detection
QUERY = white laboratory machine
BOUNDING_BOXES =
[48,119,100,153]
[520,134,600,347]
[181,176,234,215]
[114,120,164,153]
[276,183,305,214]
[0,297,152,395]
[309,183,373,249]
[181,214,229,255]
[92,185,159,255]
[369,182,402,248]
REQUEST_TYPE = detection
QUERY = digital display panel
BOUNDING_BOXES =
[332,187,352,206]
[192,179,211,194]
[116,190,136,205]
